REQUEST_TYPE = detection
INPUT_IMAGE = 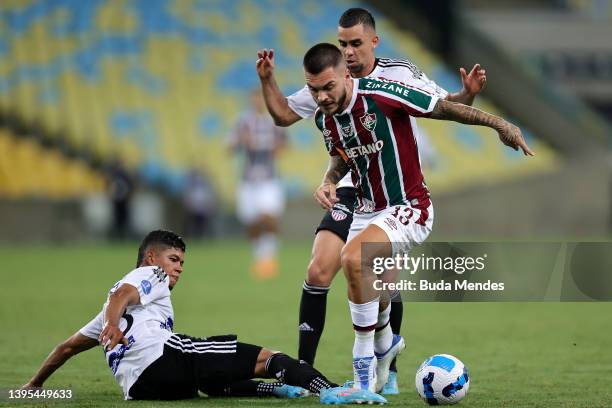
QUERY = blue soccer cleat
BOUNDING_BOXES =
[381,370,399,395]
[272,384,310,398]
[320,386,387,405]
[375,334,405,392]
[353,356,377,392]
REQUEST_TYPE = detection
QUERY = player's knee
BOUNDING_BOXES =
[254,348,276,377]
[341,245,361,281]
[306,258,334,286]
[257,348,275,365]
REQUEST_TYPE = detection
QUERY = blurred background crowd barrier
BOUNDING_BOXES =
[0,0,610,242]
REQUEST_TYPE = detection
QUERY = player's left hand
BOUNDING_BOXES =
[460,64,487,96]
[497,121,535,156]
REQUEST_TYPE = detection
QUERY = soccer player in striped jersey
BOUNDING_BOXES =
[256,7,486,394]
[230,89,287,280]
[22,230,387,404]
[303,43,532,393]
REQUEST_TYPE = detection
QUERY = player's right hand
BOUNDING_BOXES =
[21,382,42,390]
[314,181,339,211]
[256,48,275,79]
[99,323,129,352]
[497,121,534,156]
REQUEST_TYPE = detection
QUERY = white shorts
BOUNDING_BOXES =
[347,202,434,256]
[237,180,285,224]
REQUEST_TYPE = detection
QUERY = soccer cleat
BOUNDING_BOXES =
[374,335,405,393]
[251,258,279,280]
[319,386,387,405]
[381,370,399,395]
[353,356,377,392]
[272,384,310,398]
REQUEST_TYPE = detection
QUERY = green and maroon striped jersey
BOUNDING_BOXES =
[315,77,439,215]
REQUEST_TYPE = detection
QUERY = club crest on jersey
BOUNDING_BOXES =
[360,112,377,131]
[331,209,348,221]
[341,125,353,137]
[323,128,331,137]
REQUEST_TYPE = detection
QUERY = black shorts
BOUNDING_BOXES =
[129,334,262,400]
[315,187,357,242]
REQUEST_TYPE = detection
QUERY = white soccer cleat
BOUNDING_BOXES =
[352,356,377,392]
[374,334,405,393]
[319,386,387,405]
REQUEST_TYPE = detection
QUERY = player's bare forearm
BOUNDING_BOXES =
[431,99,503,128]
[322,155,349,185]
[259,77,301,127]
[256,48,301,126]
[315,156,347,210]
[100,284,139,350]
[103,287,133,327]
[430,99,534,156]
[446,89,476,106]
[25,332,97,388]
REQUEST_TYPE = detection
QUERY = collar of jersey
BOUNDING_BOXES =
[335,78,359,117]
[365,58,380,77]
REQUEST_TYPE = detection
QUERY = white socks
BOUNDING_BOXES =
[354,330,375,357]
[254,233,278,260]
[349,298,379,357]
[374,303,393,354]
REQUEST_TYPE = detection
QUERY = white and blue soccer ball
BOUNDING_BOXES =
[415,354,470,405]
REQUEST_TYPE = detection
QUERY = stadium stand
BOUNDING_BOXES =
[0,0,559,204]
[0,127,105,198]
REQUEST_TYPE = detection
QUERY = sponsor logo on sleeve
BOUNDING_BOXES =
[141,279,152,295]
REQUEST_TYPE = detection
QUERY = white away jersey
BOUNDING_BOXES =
[79,266,174,399]
[288,58,448,189]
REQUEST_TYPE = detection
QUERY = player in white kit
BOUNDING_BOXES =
[21,230,388,404]
[231,89,287,279]
[256,7,487,394]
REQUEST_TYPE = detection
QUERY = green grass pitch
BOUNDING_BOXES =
[2,240,612,407]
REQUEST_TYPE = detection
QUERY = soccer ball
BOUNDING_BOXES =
[415,354,470,405]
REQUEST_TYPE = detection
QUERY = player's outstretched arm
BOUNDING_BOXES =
[446,64,487,106]
[314,155,349,210]
[430,99,535,156]
[256,48,302,127]
[22,332,98,389]
[100,284,140,351]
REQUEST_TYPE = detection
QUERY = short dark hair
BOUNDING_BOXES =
[136,230,186,267]
[338,8,376,30]
[303,43,344,75]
